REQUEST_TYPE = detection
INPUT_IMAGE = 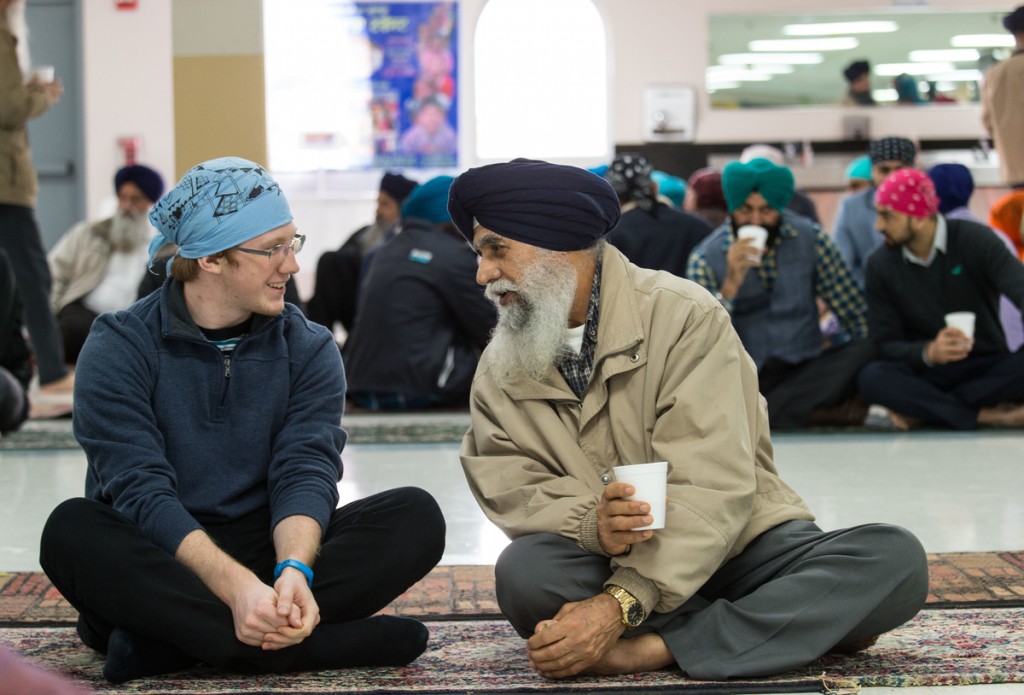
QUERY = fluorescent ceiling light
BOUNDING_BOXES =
[718,53,824,65]
[951,34,1015,48]
[752,64,796,75]
[782,21,897,36]
[925,69,983,83]
[909,49,980,62]
[873,89,898,103]
[708,82,740,92]
[749,37,859,52]
[874,62,955,76]
[706,67,773,83]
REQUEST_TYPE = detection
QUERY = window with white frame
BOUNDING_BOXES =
[474,0,609,160]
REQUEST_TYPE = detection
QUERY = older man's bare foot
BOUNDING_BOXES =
[978,403,1024,428]
[38,371,75,395]
[585,633,674,675]
[887,410,922,431]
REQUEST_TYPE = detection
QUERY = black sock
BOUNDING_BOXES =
[292,615,429,671]
[102,627,198,684]
[75,617,108,654]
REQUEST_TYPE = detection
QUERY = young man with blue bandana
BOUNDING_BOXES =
[687,157,876,429]
[39,157,445,683]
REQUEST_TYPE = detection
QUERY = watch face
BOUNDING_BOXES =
[625,602,645,626]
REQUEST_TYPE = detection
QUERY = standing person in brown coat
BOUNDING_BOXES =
[982,5,1024,188]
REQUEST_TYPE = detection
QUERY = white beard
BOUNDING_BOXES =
[484,252,578,389]
[6,2,29,77]
[108,209,152,252]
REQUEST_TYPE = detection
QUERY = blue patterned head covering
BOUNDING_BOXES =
[147,157,293,268]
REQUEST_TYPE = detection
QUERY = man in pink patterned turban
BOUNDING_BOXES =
[857,168,1024,430]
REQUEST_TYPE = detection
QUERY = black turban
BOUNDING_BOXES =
[380,172,418,203]
[843,60,870,83]
[1005,6,1024,33]
[115,164,164,204]
[869,137,917,165]
[447,158,621,252]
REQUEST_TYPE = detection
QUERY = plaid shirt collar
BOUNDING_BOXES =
[555,259,602,400]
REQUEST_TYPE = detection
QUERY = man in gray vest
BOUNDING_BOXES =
[687,158,875,429]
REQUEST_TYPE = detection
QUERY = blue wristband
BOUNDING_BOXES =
[274,559,314,587]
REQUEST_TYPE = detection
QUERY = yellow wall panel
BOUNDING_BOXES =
[173,54,267,178]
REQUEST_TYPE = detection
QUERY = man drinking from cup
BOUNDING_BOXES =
[687,157,876,429]
[450,158,927,681]
[858,168,1024,430]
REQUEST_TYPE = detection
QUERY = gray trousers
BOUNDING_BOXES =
[495,520,928,680]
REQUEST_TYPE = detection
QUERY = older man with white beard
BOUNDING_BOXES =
[448,158,928,682]
[48,164,164,363]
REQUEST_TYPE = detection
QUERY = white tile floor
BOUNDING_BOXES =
[1,426,1022,693]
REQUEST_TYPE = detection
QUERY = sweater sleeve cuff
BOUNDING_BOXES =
[577,506,608,556]
[605,567,661,619]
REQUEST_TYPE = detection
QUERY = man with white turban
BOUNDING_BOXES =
[40,157,445,683]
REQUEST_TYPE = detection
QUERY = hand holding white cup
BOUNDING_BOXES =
[737,225,768,262]
[31,65,55,83]
[612,462,668,530]
[944,311,975,346]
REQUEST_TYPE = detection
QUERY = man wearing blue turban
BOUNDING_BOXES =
[343,175,496,409]
[453,158,926,682]
[687,157,875,429]
[40,157,444,683]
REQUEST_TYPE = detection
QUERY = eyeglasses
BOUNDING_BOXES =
[235,234,306,260]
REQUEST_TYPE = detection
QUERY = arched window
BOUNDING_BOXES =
[474,0,609,161]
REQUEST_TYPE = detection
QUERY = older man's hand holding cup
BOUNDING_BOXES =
[597,462,668,556]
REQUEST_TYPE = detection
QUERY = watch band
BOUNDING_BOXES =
[274,559,314,587]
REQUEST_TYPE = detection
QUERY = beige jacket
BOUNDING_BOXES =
[48,217,119,312]
[461,245,813,617]
[982,51,1024,186]
[0,14,53,209]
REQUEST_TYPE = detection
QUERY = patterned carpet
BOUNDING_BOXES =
[3,553,1022,627]
[0,608,1021,693]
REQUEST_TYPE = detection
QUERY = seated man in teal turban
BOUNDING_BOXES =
[39,157,445,683]
[451,158,926,682]
[344,175,497,409]
[687,157,876,428]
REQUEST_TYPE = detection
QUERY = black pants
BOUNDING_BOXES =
[39,487,445,673]
[496,521,928,680]
[0,204,68,384]
[57,300,99,365]
[858,348,1024,430]
[759,338,876,429]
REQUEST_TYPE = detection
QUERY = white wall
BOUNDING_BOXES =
[81,0,174,220]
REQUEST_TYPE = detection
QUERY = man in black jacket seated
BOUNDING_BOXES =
[344,175,496,410]
[604,154,712,279]
[858,168,1024,430]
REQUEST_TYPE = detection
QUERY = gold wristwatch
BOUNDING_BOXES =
[604,584,646,628]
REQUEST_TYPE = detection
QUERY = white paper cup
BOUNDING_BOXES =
[32,65,54,83]
[737,225,768,251]
[944,312,975,339]
[612,462,668,530]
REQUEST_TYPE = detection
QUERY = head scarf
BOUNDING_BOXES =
[721,158,795,213]
[989,190,1024,260]
[687,168,726,211]
[740,144,785,166]
[1004,5,1024,33]
[605,153,655,211]
[845,156,872,183]
[652,170,686,208]
[869,137,917,165]
[380,172,418,203]
[401,175,454,224]
[148,157,292,268]
[448,158,620,252]
[843,60,870,82]
[894,74,925,104]
[115,165,164,204]
[927,163,974,214]
[874,169,939,219]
